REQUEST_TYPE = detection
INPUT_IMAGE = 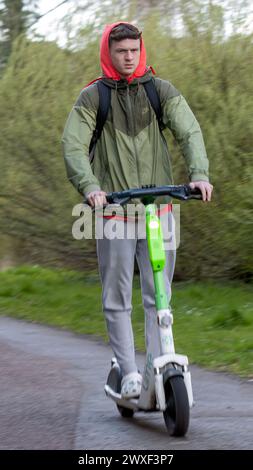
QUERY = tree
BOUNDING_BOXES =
[0,0,38,68]
[0,0,252,279]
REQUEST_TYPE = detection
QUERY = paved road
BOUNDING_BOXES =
[0,316,252,450]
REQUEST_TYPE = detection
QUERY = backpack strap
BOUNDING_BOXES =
[89,81,111,162]
[143,79,165,132]
[89,78,164,163]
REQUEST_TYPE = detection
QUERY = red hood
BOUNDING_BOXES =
[100,22,150,83]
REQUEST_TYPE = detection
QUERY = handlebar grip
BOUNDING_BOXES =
[185,185,202,199]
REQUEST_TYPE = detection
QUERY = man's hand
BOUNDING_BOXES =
[189,181,213,202]
[85,190,107,208]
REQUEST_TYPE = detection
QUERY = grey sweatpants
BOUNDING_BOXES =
[96,212,176,377]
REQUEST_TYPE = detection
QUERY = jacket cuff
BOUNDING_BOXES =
[81,183,101,196]
[190,172,209,183]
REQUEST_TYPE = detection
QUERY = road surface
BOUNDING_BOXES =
[0,316,252,450]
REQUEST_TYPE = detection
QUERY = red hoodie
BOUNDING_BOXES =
[86,21,153,88]
[100,21,149,82]
[87,22,172,219]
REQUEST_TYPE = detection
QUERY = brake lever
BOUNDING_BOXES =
[184,185,203,200]
[168,185,189,200]
[85,196,132,212]
[105,195,131,206]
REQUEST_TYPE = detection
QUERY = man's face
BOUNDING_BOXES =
[109,38,141,79]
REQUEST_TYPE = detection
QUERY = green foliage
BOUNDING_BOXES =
[212,308,251,328]
[142,15,253,280]
[0,1,252,280]
[0,266,252,377]
[0,0,38,69]
[0,36,98,268]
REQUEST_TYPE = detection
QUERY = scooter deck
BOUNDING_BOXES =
[104,383,159,412]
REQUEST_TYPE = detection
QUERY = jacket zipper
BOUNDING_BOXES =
[126,85,140,186]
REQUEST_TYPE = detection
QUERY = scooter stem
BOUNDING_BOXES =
[153,271,168,310]
[146,204,169,310]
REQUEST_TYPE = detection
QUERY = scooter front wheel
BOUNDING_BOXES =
[163,375,189,437]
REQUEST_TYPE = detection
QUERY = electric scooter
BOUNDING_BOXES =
[102,184,202,437]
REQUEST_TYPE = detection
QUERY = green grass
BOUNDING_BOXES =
[0,266,252,377]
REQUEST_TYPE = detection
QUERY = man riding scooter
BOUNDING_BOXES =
[62,22,213,399]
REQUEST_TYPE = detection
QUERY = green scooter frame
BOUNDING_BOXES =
[103,185,201,437]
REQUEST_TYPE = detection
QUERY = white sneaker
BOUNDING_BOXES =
[121,372,142,399]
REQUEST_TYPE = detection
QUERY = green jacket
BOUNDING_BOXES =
[62,71,209,201]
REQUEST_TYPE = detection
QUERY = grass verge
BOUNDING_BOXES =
[0,265,252,377]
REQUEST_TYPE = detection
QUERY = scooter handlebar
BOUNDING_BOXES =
[105,184,202,205]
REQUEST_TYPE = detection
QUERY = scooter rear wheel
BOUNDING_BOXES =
[107,362,135,418]
[116,375,135,418]
[163,375,189,437]
[117,405,134,418]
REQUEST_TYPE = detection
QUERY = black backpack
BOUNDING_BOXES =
[89,79,164,162]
